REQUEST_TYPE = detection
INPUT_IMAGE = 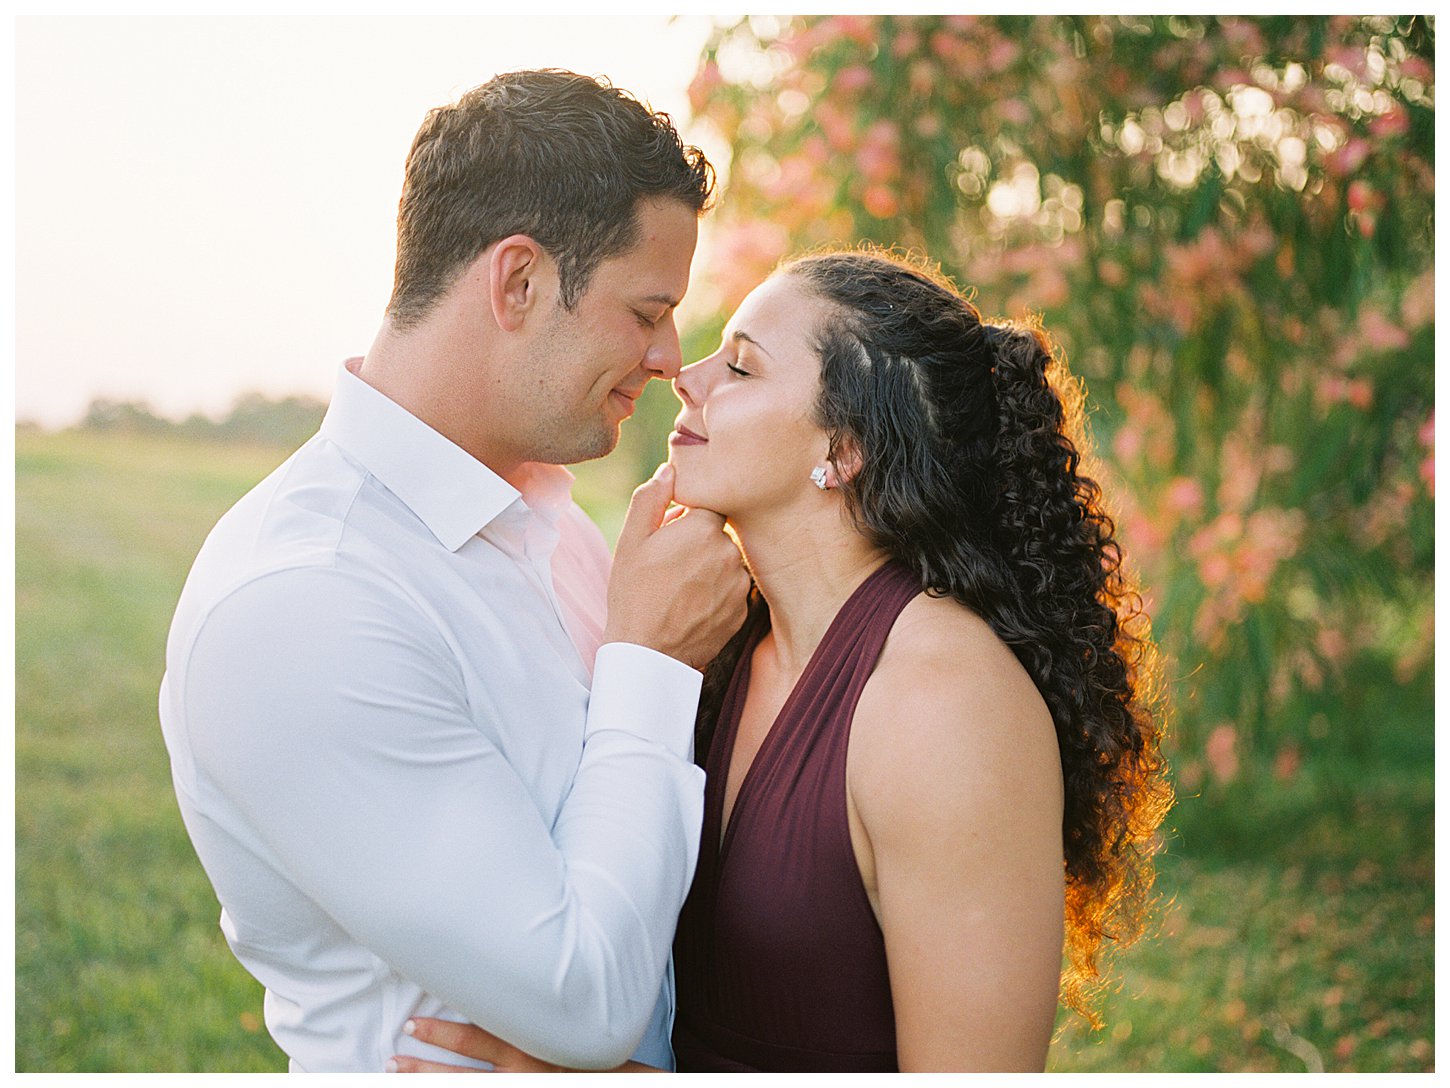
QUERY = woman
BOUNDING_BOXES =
[392,248,1172,1072]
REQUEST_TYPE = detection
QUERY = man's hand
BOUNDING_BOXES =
[602,463,749,670]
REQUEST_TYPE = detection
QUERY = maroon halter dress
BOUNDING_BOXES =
[672,561,924,1072]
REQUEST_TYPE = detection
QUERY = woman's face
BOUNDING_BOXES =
[668,274,835,518]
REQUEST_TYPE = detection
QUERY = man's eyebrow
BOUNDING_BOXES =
[732,329,775,359]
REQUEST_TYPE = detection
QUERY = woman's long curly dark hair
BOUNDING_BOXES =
[697,246,1172,1026]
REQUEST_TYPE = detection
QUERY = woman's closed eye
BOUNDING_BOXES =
[727,361,751,377]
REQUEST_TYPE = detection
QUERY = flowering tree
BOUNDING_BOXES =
[686,15,1434,786]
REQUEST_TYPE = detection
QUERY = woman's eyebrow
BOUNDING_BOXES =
[732,329,775,360]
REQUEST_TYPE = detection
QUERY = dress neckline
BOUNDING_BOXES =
[713,559,907,856]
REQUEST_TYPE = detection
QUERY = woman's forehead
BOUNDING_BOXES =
[727,275,820,339]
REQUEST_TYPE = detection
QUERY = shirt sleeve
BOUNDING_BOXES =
[178,565,704,1070]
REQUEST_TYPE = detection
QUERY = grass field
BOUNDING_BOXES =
[15,426,1434,1072]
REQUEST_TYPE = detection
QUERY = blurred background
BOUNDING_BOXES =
[15,14,1434,1072]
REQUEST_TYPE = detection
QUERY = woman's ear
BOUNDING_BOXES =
[829,436,864,487]
[487,235,545,332]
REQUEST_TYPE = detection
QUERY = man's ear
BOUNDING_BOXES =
[487,235,545,332]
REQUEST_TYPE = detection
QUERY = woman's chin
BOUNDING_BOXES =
[667,469,719,516]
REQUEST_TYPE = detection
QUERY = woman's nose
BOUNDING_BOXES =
[672,358,707,405]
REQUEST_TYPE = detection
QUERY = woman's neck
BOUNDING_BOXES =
[730,507,890,676]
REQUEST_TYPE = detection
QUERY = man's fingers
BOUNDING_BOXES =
[616,463,676,547]
[404,1017,506,1063]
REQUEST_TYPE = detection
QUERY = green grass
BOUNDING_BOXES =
[16,427,1434,1072]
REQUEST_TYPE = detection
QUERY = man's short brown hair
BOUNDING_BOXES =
[387,69,715,328]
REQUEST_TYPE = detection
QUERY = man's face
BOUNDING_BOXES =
[520,198,698,466]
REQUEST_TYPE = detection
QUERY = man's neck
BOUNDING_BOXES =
[357,322,525,478]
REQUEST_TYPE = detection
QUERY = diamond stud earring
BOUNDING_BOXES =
[810,466,829,490]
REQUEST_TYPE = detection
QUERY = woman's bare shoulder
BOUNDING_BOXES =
[849,593,1060,817]
[872,593,1046,720]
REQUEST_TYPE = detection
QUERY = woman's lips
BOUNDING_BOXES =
[669,425,707,446]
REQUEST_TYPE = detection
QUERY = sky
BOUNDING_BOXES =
[15,15,733,428]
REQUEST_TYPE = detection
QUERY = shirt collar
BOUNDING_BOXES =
[319,359,531,552]
[506,460,578,528]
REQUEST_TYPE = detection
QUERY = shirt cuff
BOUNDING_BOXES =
[585,642,703,759]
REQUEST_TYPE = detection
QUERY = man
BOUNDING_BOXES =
[158,70,748,1072]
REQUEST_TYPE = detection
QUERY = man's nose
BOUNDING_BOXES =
[643,315,684,379]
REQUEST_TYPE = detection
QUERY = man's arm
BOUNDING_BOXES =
[181,470,748,1070]
[183,564,697,1069]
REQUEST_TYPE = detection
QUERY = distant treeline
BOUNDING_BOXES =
[65,393,328,448]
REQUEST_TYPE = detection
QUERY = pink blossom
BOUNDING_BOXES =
[943,14,977,32]
[1369,105,1410,138]
[1124,511,1167,555]
[862,184,899,219]
[909,59,937,97]
[1359,307,1410,352]
[1400,56,1434,83]
[828,14,878,45]
[1421,455,1434,497]
[1218,437,1262,512]
[1213,68,1252,91]
[1033,266,1070,308]
[1345,378,1373,411]
[1098,259,1127,287]
[1316,627,1349,666]
[708,220,790,310]
[783,22,832,60]
[1113,424,1144,462]
[1327,45,1368,78]
[1243,507,1305,562]
[1273,743,1302,781]
[1402,270,1435,329]
[1165,476,1206,516]
[913,113,942,138]
[856,124,901,184]
[1419,411,1434,449]
[892,30,921,58]
[1183,90,1208,126]
[1198,551,1234,589]
[1346,180,1376,212]
[814,101,856,152]
[1238,220,1276,259]
[986,37,1020,73]
[799,135,830,168]
[1293,649,1325,692]
[930,30,961,63]
[687,60,722,114]
[1190,512,1240,552]
[1205,724,1239,784]
[1220,18,1267,56]
[834,65,873,94]
[1325,139,1371,178]
[997,98,1032,125]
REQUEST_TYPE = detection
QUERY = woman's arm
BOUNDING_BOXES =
[847,606,1066,1072]
[386,1018,663,1072]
